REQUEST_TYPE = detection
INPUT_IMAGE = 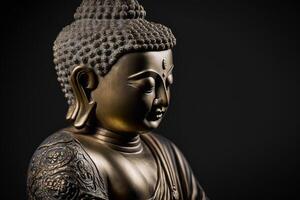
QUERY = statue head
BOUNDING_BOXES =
[53,0,176,133]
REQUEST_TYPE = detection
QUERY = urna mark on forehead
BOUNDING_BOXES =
[112,49,174,79]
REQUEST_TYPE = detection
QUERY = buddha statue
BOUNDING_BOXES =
[27,0,208,199]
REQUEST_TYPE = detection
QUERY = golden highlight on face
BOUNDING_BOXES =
[91,49,174,133]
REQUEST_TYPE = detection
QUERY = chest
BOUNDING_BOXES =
[100,145,158,199]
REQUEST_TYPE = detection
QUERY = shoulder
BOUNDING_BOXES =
[143,133,196,172]
[141,132,186,164]
[27,131,108,200]
[142,132,179,151]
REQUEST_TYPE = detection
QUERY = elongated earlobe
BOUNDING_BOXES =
[66,65,98,129]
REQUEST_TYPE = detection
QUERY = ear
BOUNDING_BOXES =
[66,65,98,129]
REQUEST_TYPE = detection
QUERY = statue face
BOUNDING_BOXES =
[91,49,174,133]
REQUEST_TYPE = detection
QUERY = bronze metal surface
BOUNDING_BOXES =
[27,0,208,199]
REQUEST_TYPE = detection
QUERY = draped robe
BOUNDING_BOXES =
[141,133,208,200]
[27,131,209,200]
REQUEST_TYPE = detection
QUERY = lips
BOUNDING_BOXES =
[147,108,166,121]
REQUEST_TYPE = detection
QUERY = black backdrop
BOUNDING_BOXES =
[1,0,299,199]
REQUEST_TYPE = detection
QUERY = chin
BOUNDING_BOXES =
[142,119,162,131]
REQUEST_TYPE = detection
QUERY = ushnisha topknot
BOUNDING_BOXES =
[54,0,176,105]
[74,0,147,20]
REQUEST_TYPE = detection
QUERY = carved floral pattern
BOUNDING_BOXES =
[27,131,108,200]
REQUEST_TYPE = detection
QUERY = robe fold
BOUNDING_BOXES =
[141,133,208,200]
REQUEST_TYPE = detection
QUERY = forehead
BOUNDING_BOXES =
[112,49,174,77]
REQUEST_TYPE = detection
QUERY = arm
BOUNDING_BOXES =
[27,131,108,200]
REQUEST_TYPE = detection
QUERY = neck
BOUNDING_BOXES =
[92,127,143,154]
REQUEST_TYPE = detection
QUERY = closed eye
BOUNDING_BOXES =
[128,77,156,94]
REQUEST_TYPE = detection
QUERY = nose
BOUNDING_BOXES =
[154,85,169,108]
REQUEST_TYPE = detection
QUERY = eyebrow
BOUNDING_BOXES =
[127,64,174,80]
[167,64,174,75]
[127,69,160,80]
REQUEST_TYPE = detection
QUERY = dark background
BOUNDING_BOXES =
[1,0,299,199]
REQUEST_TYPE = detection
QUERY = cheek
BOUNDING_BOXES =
[102,91,155,132]
[123,90,155,119]
[96,85,154,121]
[140,94,155,113]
